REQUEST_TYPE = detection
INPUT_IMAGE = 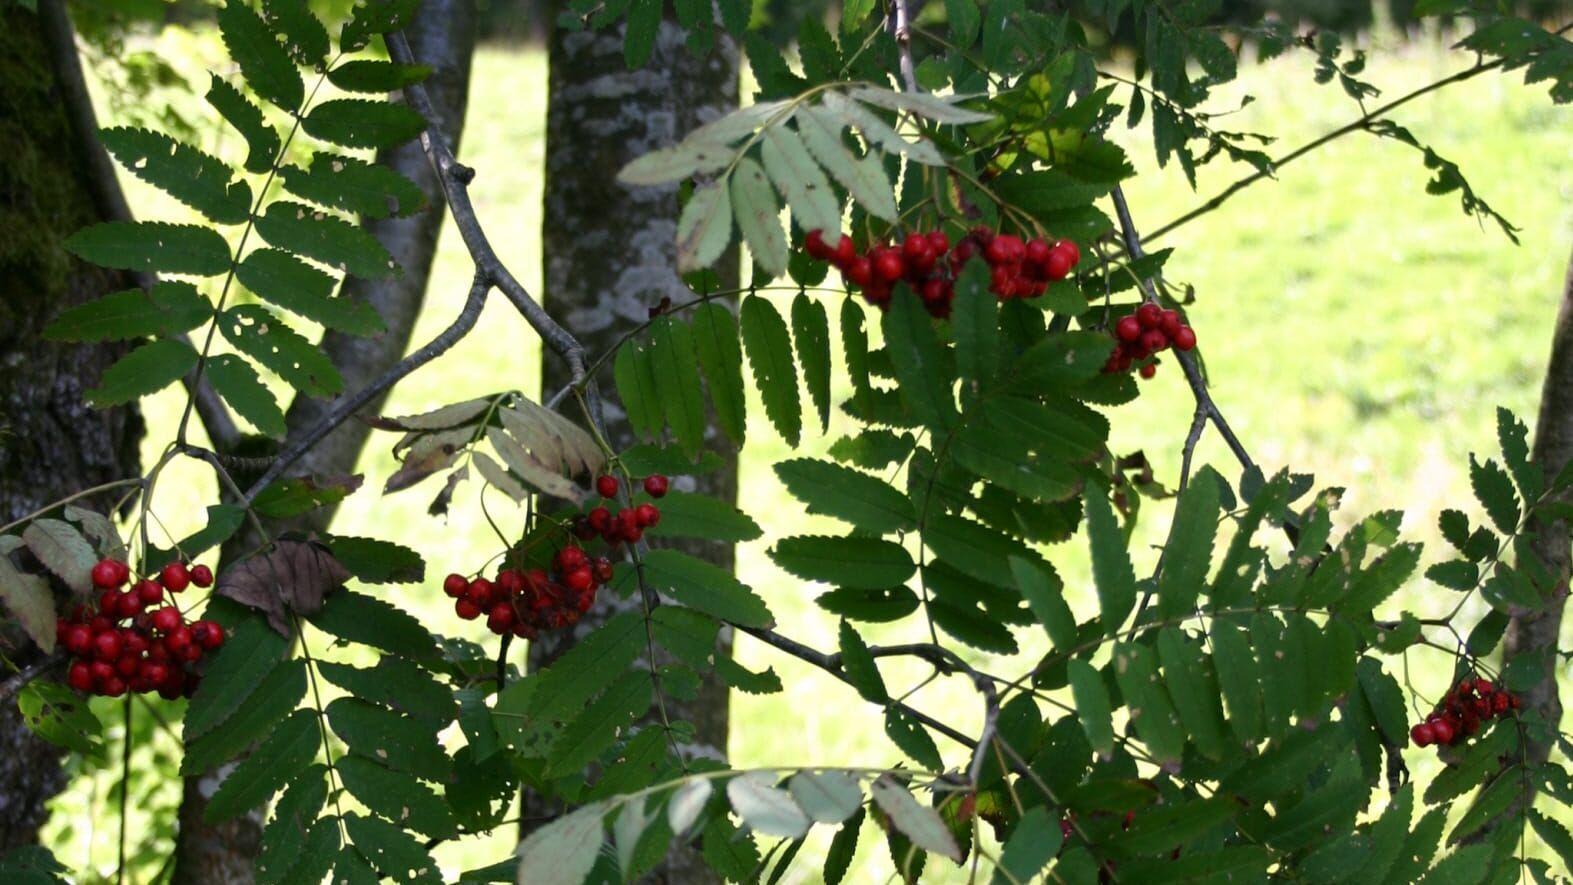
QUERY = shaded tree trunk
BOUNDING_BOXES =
[1504,244,1573,779]
[170,5,477,882]
[0,1,144,852]
[528,11,739,882]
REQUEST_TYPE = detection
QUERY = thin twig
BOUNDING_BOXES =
[887,0,919,93]
[243,274,490,499]
[0,653,64,706]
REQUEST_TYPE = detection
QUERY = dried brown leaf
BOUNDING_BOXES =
[215,539,351,636]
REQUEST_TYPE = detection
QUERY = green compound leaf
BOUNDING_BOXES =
[44,281,211,343]
[770,535,915,589]
[204,709,320,823]
[339,0,420,51]
[66,221,231,277]
[261,0,329,67]
[837,619,888,704]
[183,614,291,741]
[1083,487,1136,635]
[218,0,304,111]
[645,491,762,542]
[614,336,662,442]
[882,289,958,432]
[336,755,457,838]
[313,589,440,661]
[327,698,451,783]
[1066,659,1114,757]
[740,294,801,445]
[326,60,432,93]
[256,766,327,884]
[640,548,773,628]
[207,74,280,174]
[253,201,397,280]
[732,156,788,276]
[99,127,251,223]
[317,658,456,731]
[342,813,441,884]
[773,458,915,533]
[206,354,286,439]
[1157,469,1220,618]
[219,304,344,398]
[85,338,198,407]
[278,153,425,220]
[302,99,428,151]
[183,659,307,774]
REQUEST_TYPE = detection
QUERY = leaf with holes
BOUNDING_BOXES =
[100,127,251,223]
[218,0,303,110]
[837,619,887,703]
[302,99,427,151]
[215,539,350,635]
[791,293,831,432]
[847,86,993,125]
[313,589,440,660]
[344,813,441,884]
[280,153,425,220]
[740,294,800,445]
[322,535,424,584]
[204,709,320,823]
[207,354,285,438]
[690,303,747,444]
[220,305,344,397]
[319,658,456,731]
[487,429,582,504]
[254,201,397,279]
[63,506,125,562]
[339,0,420,50]
[336,755,457,837]
[256,766,327,883]
[328,698,451,782]
[1469,454,1520,533]
[327,59,432,93]
[261,0,328,66]
[66,221,231,276]
[819,91,945,165]
[236,246,386,333]
[207,74,278,174]
[544,673,653,777]
[731,156,787,276]
[676,179,733,274]
[760,126,841,238]
[883,708,942,770]
[251,473,361,520]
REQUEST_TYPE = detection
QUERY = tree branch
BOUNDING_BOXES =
[243,274,491,499]
[0,653,63,707]
[887,0,919,93]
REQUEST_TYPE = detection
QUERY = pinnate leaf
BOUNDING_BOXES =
[44,282,211,343]
[218,0,303,110]
[22,518,96,594]
[870,776,961,862]
[302,99,428,151]
[184,615,291,740]
[66,221,231,277]
[731,156,787,276]
[100,127,251,223]
[770,535,915,588]
[86,338,198,407]
[740,295,801,445]
[206,354,286,438]
[773,458,914,533]
[220,305,344,397]
[513,802,605,885]
[279,153,425,220]
[204,709,320,823]
[254,201,397,280]
[207,74,280,174]
[0,556,57,652]
[336,755,457,837]
[676,180,733,273]
[640,549,773,628]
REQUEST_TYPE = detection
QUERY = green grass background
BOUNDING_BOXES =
[44,25,1573,884]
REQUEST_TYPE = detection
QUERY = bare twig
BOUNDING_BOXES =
[386,32,588,385]
[887,0,919,93]
[243,274,490,499]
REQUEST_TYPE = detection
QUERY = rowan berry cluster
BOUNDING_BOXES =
[1410,677,1519,749]
[1104,302,1197,379]
[441,475,669,640]
[802,227,1082,318]
[570,474,668,546]
[56,558,222,699]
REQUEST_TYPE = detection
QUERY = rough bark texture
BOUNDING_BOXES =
[530,14,740,883]
[0,2,144,852]
[1506,244,1573,773]
[169,6,477,883]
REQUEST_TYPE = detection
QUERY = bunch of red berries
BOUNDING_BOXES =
[802,227,1082,318]
[570,474,668,547]
[1410,677,1520,749]
[56,558,223,699]
[442,542,616,640]
[1104,302,1197,379]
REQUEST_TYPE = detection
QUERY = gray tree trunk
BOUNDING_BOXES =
[0,1,144,852]
[170,6,477,882]
[529,12,739,882]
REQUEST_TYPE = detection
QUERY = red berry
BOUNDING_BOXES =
[189,564,214,588]
[1043,248,1071,281]
[565,568,593,593]
[804,229,832,259]
[98,590,120,616]
[831,234,857,266]
[1053,239,1081,267]
[497,570,525,596]
[926,231,950,254]
[1136,303,1163,328]
[150,609,180,638]
[1139,362,1157,380]
[135,579,164,606]
[192,620,225,651]
[1141,329,1169,355]
[873,250,905,282]
[1115,316,1142,342]
[1431,719,1455,745]
[93,630,122,661]
[140,661,169,688]
[1410,722,1434,746]
[164,626,193,654]
[161,562,190,593]
[643,475,669,498]
[1457,679,1474,695]
[593,558,614,584]
[68,660,94,692]
[1160,310,1183,338]
[1474,678,1493,696]
[122,630,147,657]
[455,598,481,621]
[487,603,516,634]
[1173,326,1197,351]
[597,475,620,499]
[116,591,144,619]
[92,560,126,589]
[557,546,588,570]
[443,573,468,598]
[588,506,613,532]
[1492,693,1509,715]
[621,523,644,543]
[466,579,497,610]
[1025,238,1052,266]
[100,676,127,698]
[635,503,661,528]
[902,234,928,260]
[984,237,1012,264]
[115,654,139,678]
[64,624,93,656]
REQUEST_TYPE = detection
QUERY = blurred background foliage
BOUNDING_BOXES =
[40,0,1573,880]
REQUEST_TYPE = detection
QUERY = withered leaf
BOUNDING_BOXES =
[428,466,468,517]
[216,539,351,636]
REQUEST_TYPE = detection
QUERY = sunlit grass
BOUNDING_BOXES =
[47,25,1573,884]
